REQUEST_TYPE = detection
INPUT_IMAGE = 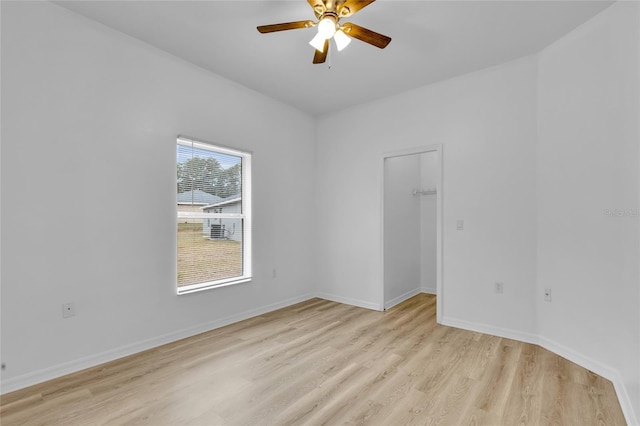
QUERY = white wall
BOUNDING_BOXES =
[536,2,640,422]
[383,154,422,308]
[316,56,539,333]
[0,1,316,391]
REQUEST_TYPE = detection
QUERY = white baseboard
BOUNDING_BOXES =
[612,374,639,426]
[441,316,539,345]
[0,293,314,395]
[314,292,382,311]
[442,315,638,426]
[316,288,433,312]
[385,288,422,309]
[420,286,437,295]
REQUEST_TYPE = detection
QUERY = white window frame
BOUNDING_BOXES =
[176,136,252,295]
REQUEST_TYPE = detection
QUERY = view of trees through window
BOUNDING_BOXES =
[176,138,251,292]
[176,155,241,199]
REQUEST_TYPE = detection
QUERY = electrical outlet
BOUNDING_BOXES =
[495,282,504,294]
[62,302,75,318]
[544,288,552,302]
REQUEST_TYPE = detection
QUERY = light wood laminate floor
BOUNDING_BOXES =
[0,294,626,425]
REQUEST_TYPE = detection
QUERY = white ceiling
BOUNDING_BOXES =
[54,0,612,116]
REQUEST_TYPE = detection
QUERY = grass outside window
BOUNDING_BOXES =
[177,223,242,287]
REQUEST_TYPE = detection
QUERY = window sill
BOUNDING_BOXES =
[177,277,252,295]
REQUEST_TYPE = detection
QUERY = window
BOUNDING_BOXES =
[176,136,251,294]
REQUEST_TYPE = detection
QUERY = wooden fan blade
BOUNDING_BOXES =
[257,20,314,33]
[338,0,376,18]
[341,22,391,49]
[313,39,330,64]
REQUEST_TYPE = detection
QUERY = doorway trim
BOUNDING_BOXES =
[380,144,443,323]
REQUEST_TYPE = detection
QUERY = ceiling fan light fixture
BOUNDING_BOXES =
[333,29,351,51]
[309,32,327,52]
[317,16,337,39]
[257,0,391,65]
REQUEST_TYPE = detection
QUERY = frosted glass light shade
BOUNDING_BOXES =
[309,32,326,52]
[317,17,337,39]
[333,29,351,51]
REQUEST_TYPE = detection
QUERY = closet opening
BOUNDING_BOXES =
[382,146,442,322]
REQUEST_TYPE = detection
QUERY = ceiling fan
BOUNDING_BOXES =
[257,0,391,64]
